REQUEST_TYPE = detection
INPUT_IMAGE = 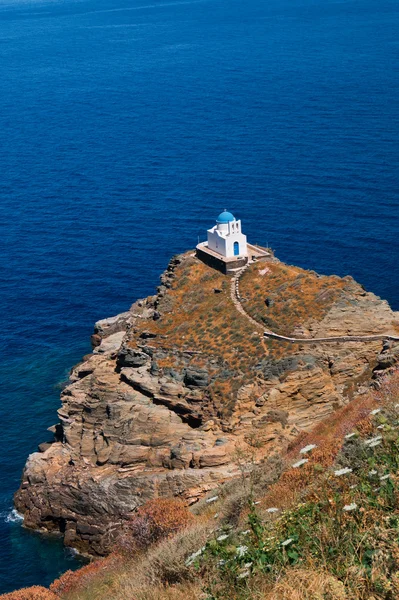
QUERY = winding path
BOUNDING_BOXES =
[230,263,399,345]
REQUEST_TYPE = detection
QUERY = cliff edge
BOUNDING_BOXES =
[14,250,399,555]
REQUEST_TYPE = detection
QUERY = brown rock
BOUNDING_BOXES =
[14,251,399,556]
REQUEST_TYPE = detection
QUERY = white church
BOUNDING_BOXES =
[196,210,268,274]
[207,210,247,258]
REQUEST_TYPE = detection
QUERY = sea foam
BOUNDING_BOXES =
[3,509,24,524]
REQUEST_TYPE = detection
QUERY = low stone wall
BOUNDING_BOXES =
[230,259,399,347]
[264,332,399,344]
[195,246,248,274]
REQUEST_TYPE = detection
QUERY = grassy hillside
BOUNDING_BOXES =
[5,370,399,600]
[126,251,302,415]
[240,261,348,336]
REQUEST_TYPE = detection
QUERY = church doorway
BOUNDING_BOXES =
[234,241,239,256]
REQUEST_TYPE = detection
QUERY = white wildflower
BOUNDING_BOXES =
[218,559,226,566]
[364,435,382,447]
[213,513,219,519]
[380,474,390,481]
[206,495,219,503]
[236,545,248,557]
[343,503,358,512]
[244,562,253,569]
[185,547,205,566]
[350,484,357,490]
[300,444,317,454]
[377,425,385,430]
[369,469,378,476]
[240,530,251,536]
[345,432,356,440]
[334,467,353,477]
[292,459,308,468]
[281,538,294,547]
[237,570,250,579]
[369,439,382,448]
[217,534,229,542]
[370,408,381,416]
[266,507,279,513]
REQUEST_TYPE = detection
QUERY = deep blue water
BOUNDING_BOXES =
[0,0,398,592]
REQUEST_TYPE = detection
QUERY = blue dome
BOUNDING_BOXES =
[216,210,235,223]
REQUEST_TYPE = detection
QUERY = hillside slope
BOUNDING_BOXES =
[14,250,399,556]
[5,371,399,600]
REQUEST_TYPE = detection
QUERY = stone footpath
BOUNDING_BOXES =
[231,263,399,345]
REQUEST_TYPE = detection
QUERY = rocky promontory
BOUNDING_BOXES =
[14,250,399,555]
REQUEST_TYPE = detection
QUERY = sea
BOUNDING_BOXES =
[0,0,398,592]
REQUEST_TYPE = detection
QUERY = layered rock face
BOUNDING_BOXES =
[15,252,399,555]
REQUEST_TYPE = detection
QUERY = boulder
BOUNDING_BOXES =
[94,312,132,338]
[184,368,209,387]
[117,347,150,368]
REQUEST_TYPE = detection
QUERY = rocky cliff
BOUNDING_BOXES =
[14,250,399,555]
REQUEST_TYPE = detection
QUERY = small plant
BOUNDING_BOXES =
[122,498,194,552]
[245,429,265,449]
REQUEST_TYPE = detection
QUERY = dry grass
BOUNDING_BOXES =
[240,261,348,336]
[221,568,347,600]
[138,521,211,587]
[132,253,261,364]
[56,521,211,600]
[50,556,118,598]
[0,588,58,600]
[257,393,375,514]
[262,569,347,599]
[132,583,203,600]
[128,253,277,411]
[206,392,377,528]
[119,497,194,551]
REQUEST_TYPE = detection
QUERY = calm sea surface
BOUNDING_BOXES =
[0,0,398,592]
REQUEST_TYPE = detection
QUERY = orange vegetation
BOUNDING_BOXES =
[49,555,117,597]
[49,500,194,596]
[259,392,375,511]
[0,587,57,600]
[128,498,194,548]
[135,254,263,364]
[129,254,299,410]
[240,261,348,336]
